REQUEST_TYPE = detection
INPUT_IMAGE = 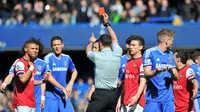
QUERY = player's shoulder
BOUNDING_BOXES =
[35,58,46,64]
[121,54,128,60]
[61,53,71,58]
[44,53,54,59]
[17,58,26,63]
[144,46,157,55]
[15,58,26,67]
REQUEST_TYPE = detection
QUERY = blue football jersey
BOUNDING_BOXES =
[44,53,76,99]
[118,54,129,81]
[34,58,47,104]
[9,58,46,104]
[190,63,200,98]
[143,46,176,102]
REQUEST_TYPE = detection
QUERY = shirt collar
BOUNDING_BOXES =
[101,48,112,52]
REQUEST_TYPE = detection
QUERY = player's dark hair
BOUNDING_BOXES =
[175,50,189,64]
[192,51,200,61]
[21,37,44,56]
[51,36,63,46]
[126,35,145,50]
[99,34,112,47]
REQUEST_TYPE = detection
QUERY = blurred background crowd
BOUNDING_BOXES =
[1,0,200,27]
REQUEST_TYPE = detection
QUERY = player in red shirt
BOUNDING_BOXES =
[173,51,198,112]
[116,35,146,112]
[13,38,41,112]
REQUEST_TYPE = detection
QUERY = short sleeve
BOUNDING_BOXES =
[68,57,76,72]
[112,43,122,56]
[140,64,145,78]
[44,55,51,72]
[9,59,18,75]
[186,68,196,81]
[170,52,176,68]
[143,50,152,67]
[15,61,25,75]
[87,50,96,62]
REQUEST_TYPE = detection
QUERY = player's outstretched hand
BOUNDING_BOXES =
[0,83,6,93]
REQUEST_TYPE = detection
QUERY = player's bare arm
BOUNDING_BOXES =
[87,84,95,101]
[191,79,198,100]
[0,74,14,92]
[129,78,146,106]
[144,66,162,77]
[66,69,78,95]
[116,95,122,112]
[40,83,46,109]
[103,13,118,43]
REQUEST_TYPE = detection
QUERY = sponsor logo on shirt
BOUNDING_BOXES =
[53,63,56,66]
[125,74,135,78]
[156,63,172,69]
[52,67,67,71]
[173,84,183,89]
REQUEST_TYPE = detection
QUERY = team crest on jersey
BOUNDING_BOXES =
[133,64,137,67]
[64,61,67,67]
[168,57,172,63]
[38,65,42,71]
[179,74,183,78]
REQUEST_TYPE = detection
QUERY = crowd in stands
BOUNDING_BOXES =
[1,0,200,27]
[0,77,93,112]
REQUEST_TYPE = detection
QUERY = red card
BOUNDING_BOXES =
[98,7,105,16]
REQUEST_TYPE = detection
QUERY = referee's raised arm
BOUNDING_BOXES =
[102,13,118,43]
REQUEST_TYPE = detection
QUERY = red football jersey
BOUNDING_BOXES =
[123,57,145,107]
[173,65,195,112]
[12,58,36,108]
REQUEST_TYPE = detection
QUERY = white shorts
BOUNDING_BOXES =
[15,106,35,112]
[121,104,143,112]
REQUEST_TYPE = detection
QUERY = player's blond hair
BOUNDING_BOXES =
[157,28,176,43]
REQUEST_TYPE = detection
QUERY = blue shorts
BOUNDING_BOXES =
[36,103,41,112]
[194,98,200,112]
[143,100,175,112]
[43,97,74,112]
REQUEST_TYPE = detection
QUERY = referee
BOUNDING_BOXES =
[86,13,123,112]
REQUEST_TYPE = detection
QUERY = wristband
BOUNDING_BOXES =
[29,65,34,71]
[41,96,45,101]
[88,41,94,44]
[2,82,7,87]
[103,22,111,27]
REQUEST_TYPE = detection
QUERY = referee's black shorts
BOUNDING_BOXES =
[86,88,118,112]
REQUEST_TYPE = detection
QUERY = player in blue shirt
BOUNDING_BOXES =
[187,51,200,112]
[143,29,179,112]
[118,36,132,85]
[43,36,78,112]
